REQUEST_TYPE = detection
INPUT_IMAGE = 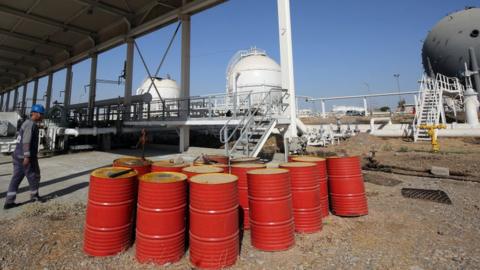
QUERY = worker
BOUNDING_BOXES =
[3,104,45,210]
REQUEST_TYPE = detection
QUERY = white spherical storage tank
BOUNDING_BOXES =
[226,48,283,107]
[136,76,180,114]
[136,76,180,99]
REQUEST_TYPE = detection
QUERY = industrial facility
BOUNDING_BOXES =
[0,1,479,269]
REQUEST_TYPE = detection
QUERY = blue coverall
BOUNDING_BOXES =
[5,119,41,203]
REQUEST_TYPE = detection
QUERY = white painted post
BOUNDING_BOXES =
[124,39,134,120]
[321,100,326,118]
[363,96,368,116]
[179,13,191,153]
[88,54,98,126]
[277,0,297,138]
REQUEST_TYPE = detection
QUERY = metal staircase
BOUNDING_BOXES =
[413,73,459,141]
[220,89,288,157]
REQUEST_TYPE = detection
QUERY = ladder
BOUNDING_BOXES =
[413,74,450,142]
[220,89,287,157]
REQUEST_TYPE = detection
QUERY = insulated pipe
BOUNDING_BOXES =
[69,93,152,110]
[464,88,479,126]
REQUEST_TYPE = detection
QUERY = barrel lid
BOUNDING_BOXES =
[280,162,317,168]
[91,167,138,179]
[140,172,187,183]
[152,160,187,168]
[291,156,326,162]
[231,163,266,169]
[114,157,151,166]
[247,168,289,175]
[190,173,237,184]
[231,157,260,163]
[326,155,357,159]
[182,165,224,174]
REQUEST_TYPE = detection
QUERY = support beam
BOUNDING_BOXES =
[277,0,297,138]
[21,83,27,116]
[0,4,94,36]
[5,89,10,111]
[0,55,38,70]
[12,86,18,111]
[0,93,3,111]
[179,13,191,153]
[0,45,52,61]
[32,78,39,105]
[74,0,132,18]
[0,65,31,75]
[45,73,53,112]
[321,100,326,118]
[88,54,98,126]
[62,65,73,124]
[468,47,480,95]
[0,28,70,51]
[124,39,134,120]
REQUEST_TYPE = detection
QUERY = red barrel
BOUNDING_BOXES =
[230,163,267,230]
[84,167,137,256]
[292,156,329,217]
[189,173,239,269]
[182,165,224,180]
[136,172,187,264]
[151,160,188,172]
[280,162,322,233]
[327,156,368,217]
[113,157,152,176]
[247,168,295,251]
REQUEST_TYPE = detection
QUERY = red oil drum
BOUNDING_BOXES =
[230,163,267,230]
[136,172,187,264]
[189,173,239,269]
[182,165,224,180]
[326,156,368,217]
[280,162,322,233]
[84,167,137,257]
[247,168,295,251]
[292,156,329,217]
[231,157,261,164]
[113,157,152,176]
[151,160,188,172]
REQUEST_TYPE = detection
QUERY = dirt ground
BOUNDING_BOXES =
[1,171,479,269]
[308,133,480,177]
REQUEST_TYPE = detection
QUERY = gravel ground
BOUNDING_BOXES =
[1,170,479,270]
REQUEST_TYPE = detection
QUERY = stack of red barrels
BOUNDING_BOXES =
[84,154,368,268]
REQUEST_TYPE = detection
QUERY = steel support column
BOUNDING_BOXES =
[179,14,191,153]
[88,54,98,126]
[62,65,73,124]
[21,83,27,116]
[12,86,18,111]
[45,73,53,112]
[0,93,4,111]
[468,47,480,96]
[5,90,10,111]
[321,100,326,118]
[363,97,368,116]
[124,39,134,120]
[32,78,39,105]
[278,0,297,138]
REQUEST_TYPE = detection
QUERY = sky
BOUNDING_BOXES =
[17,0,480,111]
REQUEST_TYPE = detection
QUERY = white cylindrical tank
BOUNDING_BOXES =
[226,48,282,107]
[136,76,180,100]
[464,88,479,126]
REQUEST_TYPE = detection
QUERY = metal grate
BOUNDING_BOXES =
[401,188,452,204]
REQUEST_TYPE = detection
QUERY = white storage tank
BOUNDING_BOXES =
[226,48,283,107]
[136,76,180,115]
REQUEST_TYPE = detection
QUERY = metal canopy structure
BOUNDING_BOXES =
[0,0,225,93]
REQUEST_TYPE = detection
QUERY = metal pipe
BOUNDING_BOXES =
[69,93,152,110]
[308,91,418,101]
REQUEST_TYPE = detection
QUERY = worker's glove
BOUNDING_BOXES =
[23,157,30,167]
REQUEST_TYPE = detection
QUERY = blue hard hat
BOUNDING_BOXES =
[31,104,45,114]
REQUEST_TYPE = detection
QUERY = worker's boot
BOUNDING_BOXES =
[31,195,46,203]
[3,202,19,210]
